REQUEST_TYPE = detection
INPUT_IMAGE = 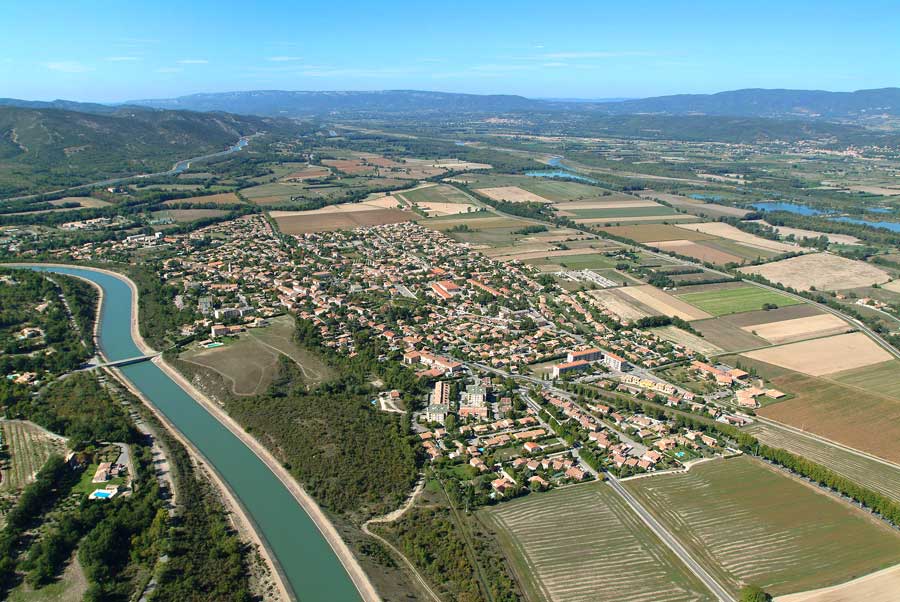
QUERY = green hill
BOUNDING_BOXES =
[0,106,294,197]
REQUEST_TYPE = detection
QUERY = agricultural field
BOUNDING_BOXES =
[831,359,900,400]
[598,224,717,243]
[649,325,725,356]
[586,288,656,321]
[151,209,229,223]
[638,191,750,219]
[741,313,852,345]
[179,316,332,396]
[674,222,798,253]
[272,207,414,234]
[617,285,712,321]
[477,186,552,203]
[398,184,478,215]
[740,253,891,291]
[742,332,893,376]
[691,318,770,352]
[523,251,618,271]
[0,420,68,493]
[778,564,900,602]
[650,240,745,265]
[567,206,679,220]
[731,356,900,464]
[161,192,242,206]
[483,482,716,602]
[624,456,900,597]
[676,284,802,316]
[745,422,900,504]
[751,221,862,246]
[49,196,112,209]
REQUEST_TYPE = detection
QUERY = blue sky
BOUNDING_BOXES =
[2,0,898,102]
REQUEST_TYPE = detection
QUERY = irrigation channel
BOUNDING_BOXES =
[19,265,362,602]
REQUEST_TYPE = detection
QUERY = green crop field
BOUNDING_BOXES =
[745,422,900,504]
[677,285,802,316]
[831,359,900,400]
[569,206,679,219]
[624,457,900,596]
[518,180,606,202]
[483,482,715,602]
[523,252,617,270]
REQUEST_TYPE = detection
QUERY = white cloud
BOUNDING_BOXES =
[266,56,302,62]
[45,61,94,73]
[155,66,183,73]
[177,59,209,64]
[105,56,141,62]
[541,50,655,60]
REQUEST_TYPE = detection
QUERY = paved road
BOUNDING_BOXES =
[606,476,735,602]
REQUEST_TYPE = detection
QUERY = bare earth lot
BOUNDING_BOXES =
[477,186,552,203]
[740,253,890,291]
[742,332,892,376]
[624,456,900,597]
[587,289,655,321]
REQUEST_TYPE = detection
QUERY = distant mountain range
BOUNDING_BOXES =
[124,87,900,121]
[3,87,899,122]
[587,88,900,120]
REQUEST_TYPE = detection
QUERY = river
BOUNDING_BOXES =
[20,265,361,602]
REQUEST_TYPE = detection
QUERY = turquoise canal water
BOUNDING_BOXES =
[22,265,360,602]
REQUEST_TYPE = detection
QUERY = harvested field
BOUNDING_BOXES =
[745,422,900,504]
[599,224,718,243]
[321,158,375,175]
[576,214,698,224]
[416,202,477,216]
[881,280,900,294]
[742,332,892,376]
[676,285,802,316]
[692,318,769,352]
[484,482,715,602]
[523,251,616,270]
[777,563,900,602]
[624,456,900,597]
[740,253,890,291]
[650,240,744,265]
[273,208,412,234]
[649,325,724,355]
[362,195,402,209]
[721,303,822,326]
[587,289,655,321]
[0,420,67,493]
[618,285,712,320]
[832,360,900,400]
[639,191,750,218]
[399,183,471,205]
[675,222,797,252]
[742,313,852,345]
[477,186,551,203]
[162,192,241,206]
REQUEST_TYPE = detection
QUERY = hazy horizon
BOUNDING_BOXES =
[4,0,899,103]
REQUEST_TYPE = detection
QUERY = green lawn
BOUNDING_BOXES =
[677,286,801,316]
[524,253,617,270]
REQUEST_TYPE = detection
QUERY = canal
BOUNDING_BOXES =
[22,265,361,602]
